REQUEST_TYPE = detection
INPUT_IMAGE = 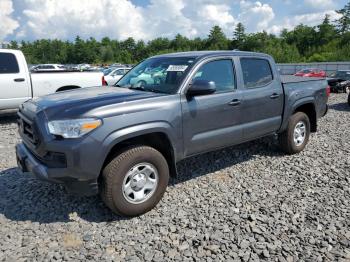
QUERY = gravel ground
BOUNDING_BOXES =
[0,94,349,262]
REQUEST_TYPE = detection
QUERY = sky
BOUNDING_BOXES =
[0,0,348,42]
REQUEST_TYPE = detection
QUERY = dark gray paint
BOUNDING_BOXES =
[16,51,329,195]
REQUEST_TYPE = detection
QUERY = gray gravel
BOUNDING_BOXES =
[0,94,349,261]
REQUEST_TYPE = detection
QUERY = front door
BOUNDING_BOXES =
[0,52,31,109]
[181,58,243,156]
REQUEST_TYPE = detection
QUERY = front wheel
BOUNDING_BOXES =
[278,112,310,154]
[100,146,169,216]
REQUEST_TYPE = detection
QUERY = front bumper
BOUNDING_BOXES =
[16,143,98,196]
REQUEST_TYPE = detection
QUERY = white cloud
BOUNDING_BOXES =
[19,0,146,40]
[15,0,240,41]
[4,0,344,41]
[268,10,341,34]
[303,0,335,11]
[0,0,19,41]
[239,1,275,32]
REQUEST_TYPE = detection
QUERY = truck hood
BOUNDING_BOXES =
[26,86,167,119]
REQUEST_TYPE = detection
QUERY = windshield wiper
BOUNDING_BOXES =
[128,86,165,94]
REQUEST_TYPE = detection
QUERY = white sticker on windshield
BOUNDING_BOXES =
[166,65,188,72]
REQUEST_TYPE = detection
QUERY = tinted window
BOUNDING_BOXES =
[301,69,311,73]
[0,53,19,74]
[193,59,235,92]
[117,56,196,94]
[241,58,273,88]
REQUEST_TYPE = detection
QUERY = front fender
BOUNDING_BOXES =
[101,121,182,163]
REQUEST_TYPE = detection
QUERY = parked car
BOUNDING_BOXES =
[0,49,104,110]
[16,51,329,216]
[30,64,66,72]
[75,64,91,71]
[328,70,350,93]
[104,67,131,86]
[130,67,167,86]
[102,67,116,76]
[294,68,326,78]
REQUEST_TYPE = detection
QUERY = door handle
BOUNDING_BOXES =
[270,93,280,99]
[228,99,241,106]
[14,78,25,82]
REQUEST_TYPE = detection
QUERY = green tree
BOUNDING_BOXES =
[336,1,350,33]
[283,24,317,56]
[232,22,246,49]
[317,14,337,46]
[206,25,228,50]
[171,34,190,51]
[10,1,350,66]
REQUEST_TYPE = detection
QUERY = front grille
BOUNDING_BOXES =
[17,110,67,168]
[18,111,40,146]
[34,151,67,168]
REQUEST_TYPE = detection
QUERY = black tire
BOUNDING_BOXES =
[348,93,350,106]
[100,146,169,216]
[137,80,146,87]
[278,112,310,155]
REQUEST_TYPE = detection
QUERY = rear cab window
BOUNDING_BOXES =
[240,58,273,88]
[0,52,20,74]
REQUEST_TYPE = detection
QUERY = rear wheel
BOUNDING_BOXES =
[279,112,310,154]
[137,80,147,88]
[100,146,169,216]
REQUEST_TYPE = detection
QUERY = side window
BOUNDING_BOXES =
[240,58,273,88]
[0,53,20,74]
[193,59,235,92]
[116,69,124,75]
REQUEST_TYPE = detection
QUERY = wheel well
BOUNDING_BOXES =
[56,85,81,92]
[293,103,317,132]
[101,132,176,177]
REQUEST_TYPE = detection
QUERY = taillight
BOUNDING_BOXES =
[102,76,107,86]
[326,85,331,97]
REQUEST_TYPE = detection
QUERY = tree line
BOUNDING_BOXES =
[6,2,350,65]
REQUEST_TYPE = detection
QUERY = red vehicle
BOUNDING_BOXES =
[294,68,326,78]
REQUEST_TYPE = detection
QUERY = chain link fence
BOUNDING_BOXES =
[277,62,350,76]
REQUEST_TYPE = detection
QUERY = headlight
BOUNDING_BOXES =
[48,118,102,138]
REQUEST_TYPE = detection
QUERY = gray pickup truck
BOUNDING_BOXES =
[16,51,329,216]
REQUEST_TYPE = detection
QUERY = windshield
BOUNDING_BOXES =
[116,56,196,94]
[332,71,350,80]
[103,68,115,76]
[300,69,312,73]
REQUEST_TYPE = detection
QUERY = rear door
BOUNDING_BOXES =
[181,57,243,156]
[0,51,31,109]
[238,57,284,140]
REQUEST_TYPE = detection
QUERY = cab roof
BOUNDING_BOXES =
[151,50,272,60]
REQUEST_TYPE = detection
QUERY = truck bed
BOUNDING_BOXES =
[280,74,328,127]
[281,75,325,83]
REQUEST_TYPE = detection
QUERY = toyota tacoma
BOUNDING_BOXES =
[16,51,329,216]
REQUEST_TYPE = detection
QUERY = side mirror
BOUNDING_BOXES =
[187,79,216,96]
